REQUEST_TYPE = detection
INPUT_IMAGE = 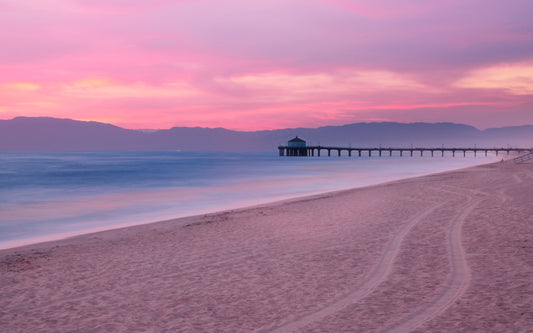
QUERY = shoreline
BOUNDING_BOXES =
[0,158,499,251]
[1,160,531,332]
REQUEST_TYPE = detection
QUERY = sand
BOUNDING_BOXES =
[1,161,532,332]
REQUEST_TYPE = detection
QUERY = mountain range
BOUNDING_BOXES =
[0,117,531,151]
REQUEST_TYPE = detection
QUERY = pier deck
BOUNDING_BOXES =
[278,146,532,157]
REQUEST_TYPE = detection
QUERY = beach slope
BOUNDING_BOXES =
[1,162,531,332]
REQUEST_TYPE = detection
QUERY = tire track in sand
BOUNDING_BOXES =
[261,202,445,333]
[379,198,480,333]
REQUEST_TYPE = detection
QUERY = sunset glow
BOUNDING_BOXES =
[1,0,532,130]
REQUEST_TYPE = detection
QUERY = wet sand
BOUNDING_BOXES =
[1,161,531,332]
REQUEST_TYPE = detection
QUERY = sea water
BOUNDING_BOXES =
[0,151,498,249]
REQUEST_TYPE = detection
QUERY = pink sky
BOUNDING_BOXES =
[1,0,532,130]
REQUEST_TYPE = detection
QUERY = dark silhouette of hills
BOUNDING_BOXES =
[0,117,531,151]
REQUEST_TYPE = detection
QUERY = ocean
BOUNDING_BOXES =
[0,151,498,249]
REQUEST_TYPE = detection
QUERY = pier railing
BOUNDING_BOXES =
[278,146,532,158]
[514,152,533,163]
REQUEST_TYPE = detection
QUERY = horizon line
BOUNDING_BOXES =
[3,116,533,132]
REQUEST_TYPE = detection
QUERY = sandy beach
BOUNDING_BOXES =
[1,161,531,332]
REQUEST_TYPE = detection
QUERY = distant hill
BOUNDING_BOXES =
[0,117,531,151]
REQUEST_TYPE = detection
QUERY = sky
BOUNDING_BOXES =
[1,0,532,131]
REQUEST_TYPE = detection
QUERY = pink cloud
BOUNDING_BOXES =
[0,0,532,130]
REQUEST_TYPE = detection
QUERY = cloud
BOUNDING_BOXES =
[454,61,533,95]
[324,0,437,19]
[214,69,429,104]
[1,0,532,130]
[62,78,199,99]
[4,82,42,91]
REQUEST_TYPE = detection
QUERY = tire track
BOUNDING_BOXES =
[259,202,445,333]
[379,198,480,333]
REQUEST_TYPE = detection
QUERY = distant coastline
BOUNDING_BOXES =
[1,116,532,152]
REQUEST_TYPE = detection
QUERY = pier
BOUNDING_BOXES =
[278,146,532,157]
[279,137,531,158]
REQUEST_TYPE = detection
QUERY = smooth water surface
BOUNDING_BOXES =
[0,151,498,248]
